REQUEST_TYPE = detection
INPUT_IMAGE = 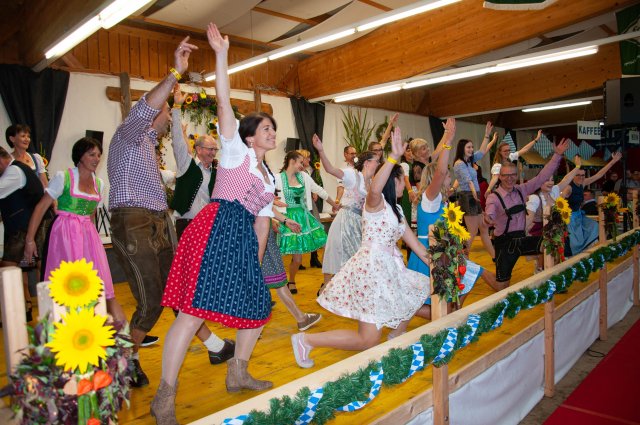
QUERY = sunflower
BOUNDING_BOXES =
[450,222,471,242]
[560,208,571,224]
[604,192,620,207]
[184,96,193,105]
[49,259,103,309]
[314,161,321,170]
[47,308,115,373]
[555,197,569,211]
[199,89,207,99]
[442,203,464,230]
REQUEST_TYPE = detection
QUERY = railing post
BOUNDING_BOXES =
[597,196,608,340]
[542,205,554,270]
[0,267,29,375]
[544,300,555,397]
[632,191,639,306]
[431,294,449,425]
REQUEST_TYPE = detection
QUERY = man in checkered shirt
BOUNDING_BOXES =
[107,36,197,387]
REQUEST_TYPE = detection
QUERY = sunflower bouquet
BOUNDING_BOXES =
[600,192,621,240]
[170,89,241,126]
[9,259,133,425]
[542,197,571,263]
[426,203,470,305]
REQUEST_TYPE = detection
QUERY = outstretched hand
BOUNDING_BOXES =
[442,117,456,140]
[535,129,543,141]
[485,121,494,138]
[312,134,324,152]
[573,155,581,168]
[173,83,187,106]
[554,138,570,155]
[207,23,229,55]
[389,126,405,160]
[174,36,198,75]
[612,151,622,163]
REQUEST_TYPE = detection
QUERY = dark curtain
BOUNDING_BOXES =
[428,115,445,149]
[0,64,69,160]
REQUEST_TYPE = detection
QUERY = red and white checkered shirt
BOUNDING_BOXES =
[107,95,167,212]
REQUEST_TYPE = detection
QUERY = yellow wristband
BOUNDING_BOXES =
[172,104,182,109]
[169,67,182,81]
[387,157,398,165]
[443,144,452,150]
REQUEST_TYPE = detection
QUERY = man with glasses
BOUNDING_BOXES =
[485,139,569,289]
[167,84,236,365]
[336,146,357,204]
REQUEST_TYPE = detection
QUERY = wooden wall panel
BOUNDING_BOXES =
[108,32,120,73]
[148,39,159,79]
[129,36,140,77]
[98,30,109,73]
[139,36,150,77]
[87,33,99,70]
[119,34,130,75]
[158,41,169,77]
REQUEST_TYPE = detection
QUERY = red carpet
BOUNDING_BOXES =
[545,318,640,425]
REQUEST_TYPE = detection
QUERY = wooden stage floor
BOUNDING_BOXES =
[0,240,605,424]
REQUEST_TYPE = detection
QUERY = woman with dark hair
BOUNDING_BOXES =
[23,137,127,324]
[275,151,339,294]
[312,134,379,292]
[153,23,279,422]
[452,122,496,257]
[291,127,430,368]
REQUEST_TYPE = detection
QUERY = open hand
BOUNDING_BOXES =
[312,134,323,152]
[554,138,570,155]
[485,121,494,138]
[207,23,229,55]
[173,83,187,106]
[174,36,198,75]
[389,126,405,161]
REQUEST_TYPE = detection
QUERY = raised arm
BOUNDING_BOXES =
[367,127,405,212]
[171,84,193,175]
[557,156,582,192]
[479,131,498,156]
[146,37,197,109]
[477,121,494,155]
[312,134,344,179]
[486,173,499,196]
[207,23,235,140]
[517,129,542,157]
[424,118,455,200]
[379,113,399,149]
[584,151,622,186]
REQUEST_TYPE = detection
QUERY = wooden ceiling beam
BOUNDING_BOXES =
[357,0,392,12]
[425,43,620,118]
[252,7,320,26]
[297,0,636,100]
[20,0,106,67]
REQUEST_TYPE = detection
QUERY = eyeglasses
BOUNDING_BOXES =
[371,149,383,153]
[199,146,219,152]
[500,173,517,178]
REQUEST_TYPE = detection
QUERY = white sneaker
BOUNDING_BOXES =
[291,333,314,368]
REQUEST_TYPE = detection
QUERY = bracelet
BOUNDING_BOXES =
[442,144,452,150]
[172,104,182,109]
[169,67,182,81]
[283,218,288,225]
[387,157,398,165]
[576,164,581,169]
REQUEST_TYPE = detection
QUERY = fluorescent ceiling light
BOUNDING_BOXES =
[495,46,598,71]
[99,0,154,29]
[268,29,356,60]
[356,0,461,32]
[228,57,269,75]
[45,16,101,59]
[403,68,491,89]
[522,100,592,112]
[334,85,402,103]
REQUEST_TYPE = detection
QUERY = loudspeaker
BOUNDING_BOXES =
[85,130,104,145]
[605,77,640,126]
[285,137,300,152]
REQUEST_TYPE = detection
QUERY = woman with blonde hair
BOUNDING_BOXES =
[485,130,541,196]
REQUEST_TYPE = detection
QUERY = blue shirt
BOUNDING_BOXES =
[454,151,483,191]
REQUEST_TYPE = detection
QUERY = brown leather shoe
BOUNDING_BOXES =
[150,379,179,425]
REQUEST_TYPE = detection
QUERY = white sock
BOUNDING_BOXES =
[132,352,139,360]
[203,334,225,352]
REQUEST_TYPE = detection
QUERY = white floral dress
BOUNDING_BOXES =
[317,200,430,329]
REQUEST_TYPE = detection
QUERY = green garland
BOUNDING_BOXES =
[237,230,640,425]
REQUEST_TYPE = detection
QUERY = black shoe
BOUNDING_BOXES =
[140,335,159,347]
[208,339,236,365]
[299,265,307,270]
[131,359,149,387]
[288,282,298,295]
[271,300,276,307]
[310,259,323,268]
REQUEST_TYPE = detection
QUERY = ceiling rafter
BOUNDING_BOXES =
[252,6,321,26]
[357,0,392,12]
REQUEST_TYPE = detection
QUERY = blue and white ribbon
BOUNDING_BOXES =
[336,366,384,412]
[460,314,480,348]
[433,328,458,363]
[222,415,249,425]
[526,288,539,309]
[588,257,595,269]
[570,267,577,280]
[402,343,425,382]
[491,299,509,329]
[511,292,526,316]
[540,281,556,302]
[295,388,324,425]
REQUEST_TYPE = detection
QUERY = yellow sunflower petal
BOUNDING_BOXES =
[443,203,464,227]
[450,223,471,242]
[49,259,103,309]
[46,308,115,373]
[555,197,569,211]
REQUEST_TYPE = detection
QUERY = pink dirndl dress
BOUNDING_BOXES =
[44,168,115,299]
